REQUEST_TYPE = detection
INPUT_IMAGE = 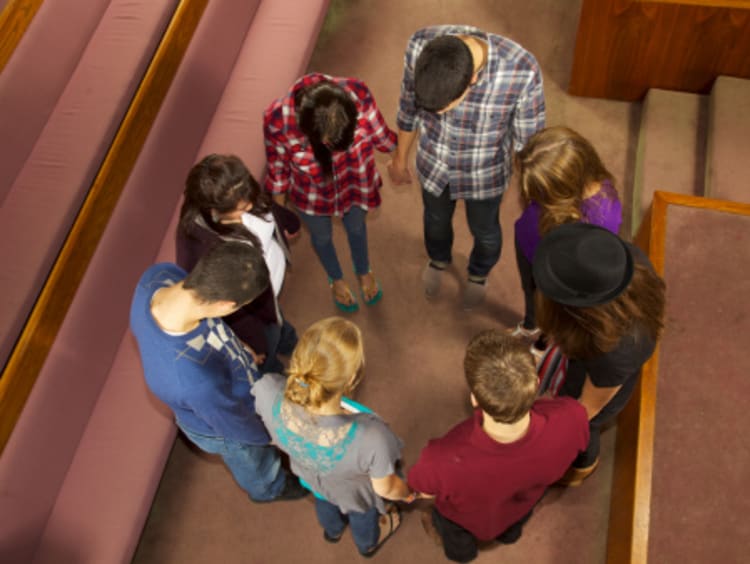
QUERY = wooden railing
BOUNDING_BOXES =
[606,190,750,563]
[0,0,44,74]
[0,0,208,454]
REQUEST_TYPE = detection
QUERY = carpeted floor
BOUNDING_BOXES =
[133,1,641,562]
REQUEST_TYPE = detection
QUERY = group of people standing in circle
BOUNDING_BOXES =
[130,25,666,562]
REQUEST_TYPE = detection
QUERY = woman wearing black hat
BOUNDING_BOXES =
[532,223,665,485]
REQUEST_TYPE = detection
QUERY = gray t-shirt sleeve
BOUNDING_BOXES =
[355,414,404,479]
[251,372,285,427]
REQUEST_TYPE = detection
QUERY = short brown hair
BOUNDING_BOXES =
[464,330,538,424]
[183,240,269,305]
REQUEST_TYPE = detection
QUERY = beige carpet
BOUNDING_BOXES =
[133,1,639,562]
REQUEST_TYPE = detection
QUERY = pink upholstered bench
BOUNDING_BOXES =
[0,1,328,562]
[0,0,179,371]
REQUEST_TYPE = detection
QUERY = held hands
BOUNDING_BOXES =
[387,157,413,186]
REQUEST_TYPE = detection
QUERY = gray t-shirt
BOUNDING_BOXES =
[252,373,403,514]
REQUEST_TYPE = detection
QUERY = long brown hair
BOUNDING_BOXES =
[535,263,666,359]
[295,80,357,178]
[179,154,272,246]
[517,126,615,235]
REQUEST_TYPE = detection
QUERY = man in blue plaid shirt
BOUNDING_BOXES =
[389,25,545,309]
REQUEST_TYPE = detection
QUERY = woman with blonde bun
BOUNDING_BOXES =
[252,317,413,557]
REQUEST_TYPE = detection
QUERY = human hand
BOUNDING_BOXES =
[242,344,266,366]
[387,157,412,185]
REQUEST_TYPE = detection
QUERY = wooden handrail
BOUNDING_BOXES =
[0,0,44,74]
[0,0,208,454]
[606,190,750,563]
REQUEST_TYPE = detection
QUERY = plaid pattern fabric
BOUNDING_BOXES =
[397,25,546,200]
[264,73,397,217]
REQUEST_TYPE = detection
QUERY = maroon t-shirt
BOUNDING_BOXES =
[408,398,589,540]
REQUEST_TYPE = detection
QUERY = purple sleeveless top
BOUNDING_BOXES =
[514,179,622,262]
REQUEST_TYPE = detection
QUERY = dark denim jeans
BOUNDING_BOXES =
[299,207,370,280]
[259,315,298,374]
[431,505,534,562]
[314,497,380,555]
[180,427,285,502]
[422,187,503,277]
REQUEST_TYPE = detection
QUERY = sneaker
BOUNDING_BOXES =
[462,278,487,310]
[508,321,541,339]
[555,457,600,487]
[274,475,309,502]
[422,262,446,298]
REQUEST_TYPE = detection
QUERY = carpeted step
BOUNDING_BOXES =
[631,89,708,236]
[705,76,750,204]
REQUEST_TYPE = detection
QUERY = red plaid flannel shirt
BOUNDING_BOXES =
[263,74,397,216]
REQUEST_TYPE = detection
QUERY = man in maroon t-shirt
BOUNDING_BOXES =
[408,330,589,562]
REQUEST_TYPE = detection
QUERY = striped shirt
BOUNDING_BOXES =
[397,26,546,200]
[264,73,397,217]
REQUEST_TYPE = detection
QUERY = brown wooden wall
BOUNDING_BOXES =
[569,0,750,100]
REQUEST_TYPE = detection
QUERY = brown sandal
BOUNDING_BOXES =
[362,504,401,558]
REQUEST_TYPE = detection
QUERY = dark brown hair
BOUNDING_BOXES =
[464,330,538,424]
[183,240,269,305]
[179,154,272,246]
[535,263,666,359]
[295,80,357,178]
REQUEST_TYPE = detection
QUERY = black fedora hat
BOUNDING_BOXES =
[532,223,634,307]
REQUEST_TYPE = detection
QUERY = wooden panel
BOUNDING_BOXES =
[606,190,750,563]
[0,0,208,455]
[570,0,750,100]
[0,0,44,73]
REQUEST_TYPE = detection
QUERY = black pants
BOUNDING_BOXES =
[514,236,536,329]
[573,418,604,468]
[431,506,533,563]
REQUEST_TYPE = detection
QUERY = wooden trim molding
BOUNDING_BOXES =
[606,190,750,563]
[637,0,750,8]
[0,0,44,74]
[0,0,208,454]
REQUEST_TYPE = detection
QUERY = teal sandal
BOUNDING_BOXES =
[328,278,359,313]
[357,271,383,306]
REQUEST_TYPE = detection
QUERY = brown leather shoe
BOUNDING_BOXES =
[556,457,600,487]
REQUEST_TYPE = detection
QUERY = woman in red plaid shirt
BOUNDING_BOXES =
[263,74,397,312]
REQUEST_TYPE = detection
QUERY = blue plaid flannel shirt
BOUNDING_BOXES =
[397,25,546,201]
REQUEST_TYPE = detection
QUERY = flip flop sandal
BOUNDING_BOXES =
[328,277,359,313]
[355,270,383,306]
[362,504,402,558]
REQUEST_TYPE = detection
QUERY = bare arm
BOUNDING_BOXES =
[387,128,417,185]
[579,375,622,420]
[371,473,415,502]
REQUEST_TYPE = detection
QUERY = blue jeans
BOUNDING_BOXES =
[259,315,298,374]
[422,187,503,277]
[181,427,285,502]
[314,497,380,554]
[299,207,370,280]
